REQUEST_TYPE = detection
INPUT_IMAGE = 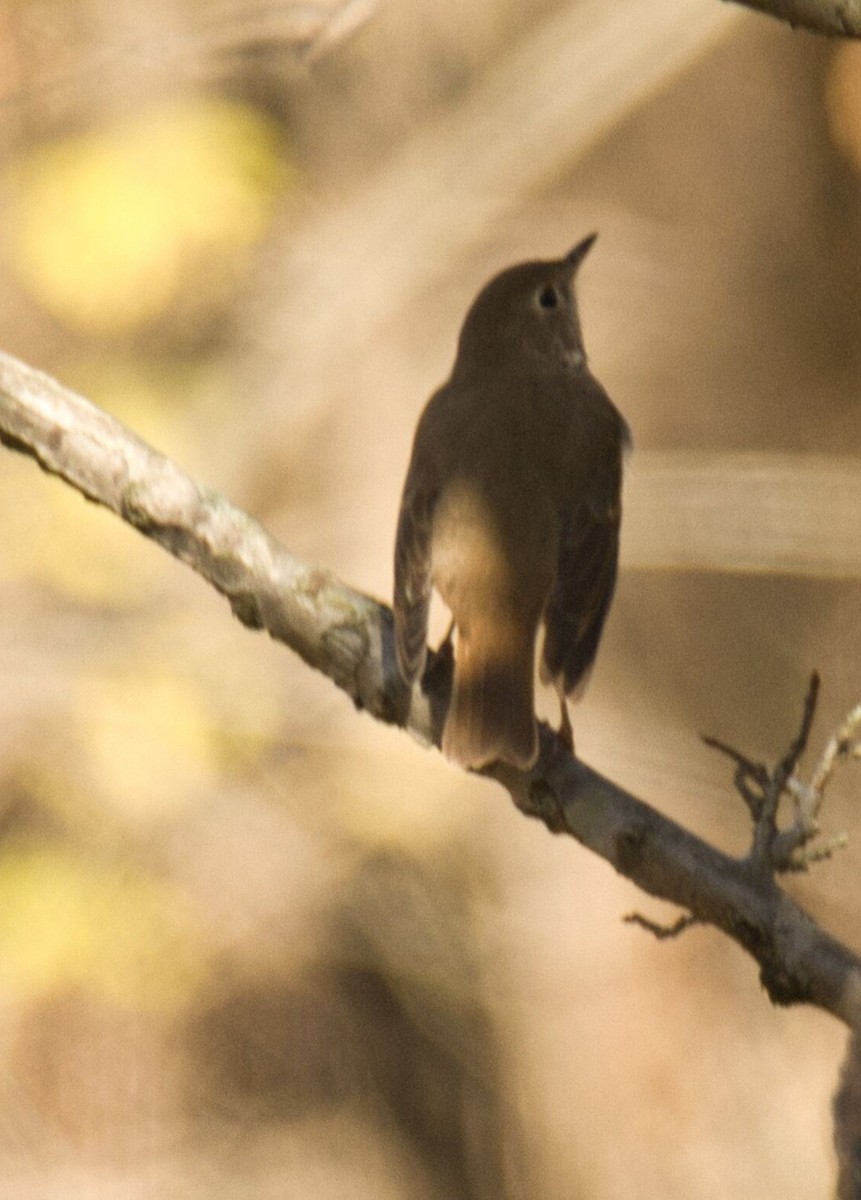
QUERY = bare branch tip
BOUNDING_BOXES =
[770,671,821,794]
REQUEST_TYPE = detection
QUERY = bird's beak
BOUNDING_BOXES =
[565,232,598,274]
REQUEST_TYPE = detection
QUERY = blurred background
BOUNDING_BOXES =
[0,0,859,1195]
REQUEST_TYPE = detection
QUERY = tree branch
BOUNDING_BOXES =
[727,0,861,36]
[1,349,860,1028]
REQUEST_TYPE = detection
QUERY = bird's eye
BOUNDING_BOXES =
[538,285,559,310]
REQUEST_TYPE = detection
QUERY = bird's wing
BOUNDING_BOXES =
[393,478,436,685]
[541,482,622,698]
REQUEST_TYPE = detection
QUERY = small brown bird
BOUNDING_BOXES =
[393,235,629,769]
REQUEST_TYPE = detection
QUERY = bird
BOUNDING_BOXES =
[393,235,629,770]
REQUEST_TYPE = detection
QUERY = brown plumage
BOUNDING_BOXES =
[393,236,629,769]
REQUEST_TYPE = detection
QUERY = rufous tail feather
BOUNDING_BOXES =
[442,621,537,770]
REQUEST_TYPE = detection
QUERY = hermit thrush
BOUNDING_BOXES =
[394,236,629,769]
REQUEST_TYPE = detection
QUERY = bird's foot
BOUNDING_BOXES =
[557,694,575,757]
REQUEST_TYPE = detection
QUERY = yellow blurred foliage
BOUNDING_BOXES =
[0,457,160,602]
[77,668,222,819]
[5,96,290,334]
[0,843,206,1009]
[826,43,861,171]
[67,354,201,451]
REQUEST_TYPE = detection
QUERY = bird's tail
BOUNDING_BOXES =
[442,620,538,770]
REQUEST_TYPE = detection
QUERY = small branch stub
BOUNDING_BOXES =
[624,912,701,940]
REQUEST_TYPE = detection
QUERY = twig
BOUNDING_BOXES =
[780,699,861,869]
[774,672,821,796]
[700,734,771,820]
[704,672,857,874]
[624,912,701,940]
[753,671,820,867]
[804,702,861,812]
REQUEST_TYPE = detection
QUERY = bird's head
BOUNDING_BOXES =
[453,234,597,377]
